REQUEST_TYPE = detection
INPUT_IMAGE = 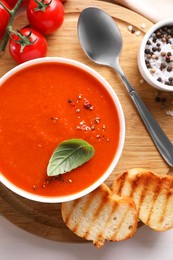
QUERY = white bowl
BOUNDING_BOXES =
[138,18,173,92]
[0,57,125,203]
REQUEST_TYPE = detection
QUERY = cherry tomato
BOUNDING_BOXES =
[9,27,47,63]
[0,0,10,39]
[27,0,64,35]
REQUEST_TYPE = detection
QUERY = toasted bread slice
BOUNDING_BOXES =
[61,183,138,248]
[111,168,173,231]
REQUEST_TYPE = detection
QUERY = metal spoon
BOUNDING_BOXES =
[77,7,173,167]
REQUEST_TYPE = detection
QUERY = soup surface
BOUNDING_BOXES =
[0,62,120,197]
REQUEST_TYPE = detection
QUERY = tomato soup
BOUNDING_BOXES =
[0,60,121,198]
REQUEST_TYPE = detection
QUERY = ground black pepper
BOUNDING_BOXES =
[67,94,110,141]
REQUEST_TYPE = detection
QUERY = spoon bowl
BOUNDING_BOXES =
[78,7,173,167]
[78,7,122,67]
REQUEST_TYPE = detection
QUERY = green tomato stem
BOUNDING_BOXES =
[0,0,24,53]
[0,1,12,14]
[34,0,52,12]
[9,28,38,53]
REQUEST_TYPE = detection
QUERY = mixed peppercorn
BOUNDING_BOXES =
[144,26,173,86]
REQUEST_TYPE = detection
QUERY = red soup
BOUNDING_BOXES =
[0,61,121,198]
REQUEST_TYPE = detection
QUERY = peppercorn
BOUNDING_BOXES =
[167,66,172,72]
[147,54,152,59]
[165,81,170,85]
[152,47,157,52]
[146,63,151,68]
[156,32,161,38]
[155,96,161,102]
[161,51,166,57]
[157,47,161,51]
[157,77,162,82]
[156,42,161,47]
[145,48,151,54]
[160,63,167,70]
[165,56,171,63]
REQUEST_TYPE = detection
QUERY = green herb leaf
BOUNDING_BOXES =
[47,138,95,177]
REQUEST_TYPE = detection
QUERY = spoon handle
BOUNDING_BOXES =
[130,90,173,166]
[117,69,173,167]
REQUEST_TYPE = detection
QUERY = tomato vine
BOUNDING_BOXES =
[0,0,23,53]
[0,0,64,63]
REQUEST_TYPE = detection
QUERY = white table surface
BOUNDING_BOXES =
[0,215,172,260]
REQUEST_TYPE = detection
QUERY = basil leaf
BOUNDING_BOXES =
[47,138,95,176]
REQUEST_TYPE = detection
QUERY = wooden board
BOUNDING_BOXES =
[0,0,173,243]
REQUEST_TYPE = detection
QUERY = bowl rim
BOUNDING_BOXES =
[0,57,125,203]
[138,18,173,92]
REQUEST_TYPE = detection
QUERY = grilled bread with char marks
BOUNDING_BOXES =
[61,183,138,248]
[111,168,173,231]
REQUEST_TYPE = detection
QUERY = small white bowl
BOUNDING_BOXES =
[0,57,125,203]
[138,18,173,92]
